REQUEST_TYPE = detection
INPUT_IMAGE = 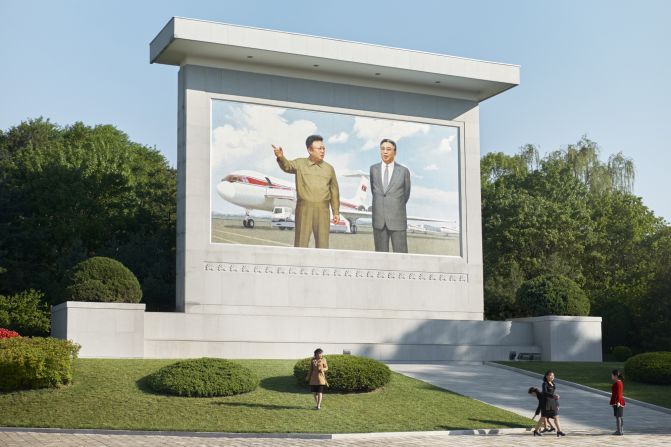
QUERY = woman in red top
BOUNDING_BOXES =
[610,369,625,435]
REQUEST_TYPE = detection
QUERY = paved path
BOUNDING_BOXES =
[388,362,671,434]
[1,431,671,447]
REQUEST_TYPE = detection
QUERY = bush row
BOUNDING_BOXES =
[0,337,80,390]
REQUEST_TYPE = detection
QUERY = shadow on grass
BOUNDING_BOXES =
[135,375,164,396]
[212,401,307,410]
[259,375,306,394]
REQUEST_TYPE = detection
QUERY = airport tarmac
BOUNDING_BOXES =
[211,217,460,256]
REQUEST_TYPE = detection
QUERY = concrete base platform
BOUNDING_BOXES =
[51,302,601,361]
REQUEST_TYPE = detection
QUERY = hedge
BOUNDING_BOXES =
[65,256,142,303]
[625,352,671,385]
[294,355,391,392]
[146,358,258,397]
[0,337,81,390]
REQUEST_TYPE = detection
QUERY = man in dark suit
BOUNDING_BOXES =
[369,139,411,253]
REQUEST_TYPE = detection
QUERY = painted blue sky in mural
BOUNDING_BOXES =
[211,99,460,223]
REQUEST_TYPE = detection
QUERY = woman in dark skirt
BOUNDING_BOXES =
[529,387,556,435]
[307,348,328,410]
[610,369,626,435]
[541,370,565,437]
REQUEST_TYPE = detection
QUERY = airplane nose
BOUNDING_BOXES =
[217,181,235,201]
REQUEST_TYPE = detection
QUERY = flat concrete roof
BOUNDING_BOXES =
[151,17,519,102]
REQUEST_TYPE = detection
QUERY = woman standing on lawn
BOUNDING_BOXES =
[308,348,328,410]
[540,370,565,437]
[610,369,626,435]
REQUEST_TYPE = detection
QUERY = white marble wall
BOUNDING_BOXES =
[51,301,145,358]
[511,316,603,361]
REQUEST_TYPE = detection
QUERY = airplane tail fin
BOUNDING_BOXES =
[342,171,370,210]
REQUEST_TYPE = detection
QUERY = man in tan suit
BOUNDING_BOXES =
[272,135,340,248]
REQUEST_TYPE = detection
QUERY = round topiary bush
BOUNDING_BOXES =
[146,358,258,397]
[65,257,142,303]
[516,274,590,317]
[293,355,391,392]
[612,346,633,362]
[625,352,671,385]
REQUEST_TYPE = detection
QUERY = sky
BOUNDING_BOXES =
[210,100,460,222]
[1,0,670,221]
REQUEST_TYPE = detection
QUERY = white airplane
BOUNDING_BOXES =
[216,169,452,233]
[408,223,460,237]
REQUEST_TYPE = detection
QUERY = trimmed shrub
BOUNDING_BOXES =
[146,358,258,397]
[65,257,142,303]
[612,346,633,362]
[0,337,80,390]
[516,274,590,317]
[625,352,671,385]
[293,355,391,392]
[0,289,51,336]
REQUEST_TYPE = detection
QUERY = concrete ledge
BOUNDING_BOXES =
[0,426,530,439]
[486,362,671,416]
[52,301,146,311]
[511,316,603,323]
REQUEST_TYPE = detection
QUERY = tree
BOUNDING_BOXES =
[548,135,635,195]
[0,118,176,310]
[481,146,594,319]
[481,137,669,354]
[638,227,671,351]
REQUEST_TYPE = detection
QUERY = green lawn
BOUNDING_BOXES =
[498,361,671,409]
[0,359,532,433]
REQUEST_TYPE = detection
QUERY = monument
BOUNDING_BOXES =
[52,17,602,361]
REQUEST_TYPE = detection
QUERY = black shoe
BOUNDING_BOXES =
[557,431,566,437]
[533,430,542,436]
[547,427,556,432]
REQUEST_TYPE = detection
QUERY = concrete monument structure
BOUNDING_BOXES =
[51,17,602,361]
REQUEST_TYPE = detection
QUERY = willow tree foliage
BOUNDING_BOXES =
[482,137,668,352]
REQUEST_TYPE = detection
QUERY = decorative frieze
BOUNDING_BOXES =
[204,262,468,282]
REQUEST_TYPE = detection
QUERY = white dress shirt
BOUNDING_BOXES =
[381,161,395,189]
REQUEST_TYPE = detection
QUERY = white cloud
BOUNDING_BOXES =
[424,164,439,171]
[438,135,456,153]
[211,103,318,167]
[328,131,349,144]
[407,186,460,222]
[353,116,430,150]
[411,185,459,205]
